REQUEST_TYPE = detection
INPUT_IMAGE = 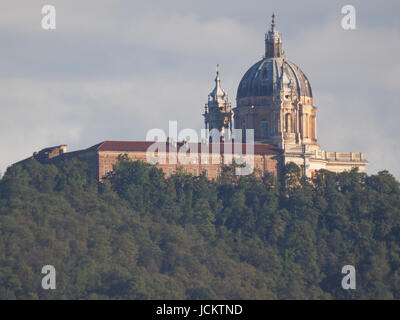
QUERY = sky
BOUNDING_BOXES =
[0,0,399,178]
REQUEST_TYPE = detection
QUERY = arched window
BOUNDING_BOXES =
[310,115,316,139]
[305,114,309,138]
[285,113,292,133]
[242,118,247,142]
[274,112,280,133]
[261,119,268,138]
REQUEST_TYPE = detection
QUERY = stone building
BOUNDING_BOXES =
[220,14,367,177]
[22,141,281,181]
[16,15,367,180]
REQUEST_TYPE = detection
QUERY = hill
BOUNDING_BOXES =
[0,155,399,299]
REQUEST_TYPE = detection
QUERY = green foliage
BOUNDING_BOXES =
[0,158,400,300]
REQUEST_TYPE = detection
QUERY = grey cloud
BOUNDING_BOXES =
[0,0,399,179]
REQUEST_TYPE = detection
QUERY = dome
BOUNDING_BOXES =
[236,57,312,103]
[209,65,228,104]
[236,14,312,107]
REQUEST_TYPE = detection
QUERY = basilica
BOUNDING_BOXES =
[203,14,367,177]
[18,15,367,180]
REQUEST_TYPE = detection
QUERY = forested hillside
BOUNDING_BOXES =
[0,155,400,299]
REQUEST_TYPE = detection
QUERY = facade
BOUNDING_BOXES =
[16,15,367,180]
[23,141,281,180]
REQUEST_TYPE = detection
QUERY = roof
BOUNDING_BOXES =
[236,58,312,103]
[236,17,312,104]
[209,67,228,104]
[90,140,281,155]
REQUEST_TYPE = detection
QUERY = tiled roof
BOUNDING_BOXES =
[91,140,281,155]
[96,141,155,152]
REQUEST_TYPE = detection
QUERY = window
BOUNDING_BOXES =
[204,169,209,177]
[242,119,247,142]
[193,168,197,176]
[305,114,309,137]
[275,113,280,133]
[285,113,292,133]
[104,165,109,176]
[311,115,316,139]
[261,119,268,138]
[168,168,173,177]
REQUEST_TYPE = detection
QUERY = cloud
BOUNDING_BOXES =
[285,19,400,177]
[287,21,400,92]
[121,14,259,56]
[0,0,399,179]
[0,74,208,174]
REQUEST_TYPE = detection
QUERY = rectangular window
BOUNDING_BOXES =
[104,165,108,176]
[168,168,173,177]
[193,168,197,176]
[204,169,209,177]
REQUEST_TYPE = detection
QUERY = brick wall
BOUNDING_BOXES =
[98,151,280,181]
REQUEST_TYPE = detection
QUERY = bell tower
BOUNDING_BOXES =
[203,65,233,141]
